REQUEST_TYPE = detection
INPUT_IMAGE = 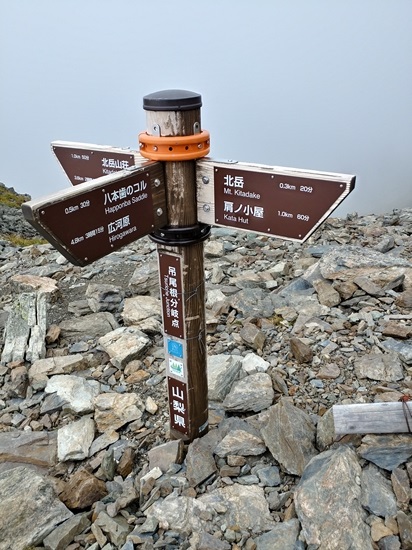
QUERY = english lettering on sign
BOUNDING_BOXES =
[22,163,166,266]
[196,159,355,242]
[52,141,150,185]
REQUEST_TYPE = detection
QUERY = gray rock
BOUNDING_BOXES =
[121,296,162,334]
[254,518,300,550]
[396,289,412,309]
[381,338,412,365]
[100,449,116,481]
[391,467,410,507]
[230,288,274,318]
[45,374,100,414]
[145,493,212,536]
[378,535,402,550]
[43,512,90,550]
[215,429,266,457]
[206,288,227,309]
[358,434,412,471]
[231,269,268,289]
[67,299,92,316]
[354,275,385,296]
[241,352,270,374]
[129,260,159,295]
[255,465,281,487]
[98,327,151,369]
[205,240,224,258]
[57,416,95,461]
[59,312,119,340]
[94,392,144,432]
[239,323,266,351]
[361,463,397,517]
[0,431,57,470]
[271,279,326,318]
[295,446,372,550]
[355,352,404,382]
[261,398,317,475]
[29,354,88,390]
[397,510,412,549]
[289,336,313,363]
[148,440,184,473]
[199,483,274,533]
[186,437,217,487]
[196,532,231,550]
[312,278,341,307]
[0,466,72,550]
[223,373,274,413]
[318,245,411,279]
[40,391,67,415]
[375,235,395,253]
[316,407,336,451]
[86,283,124,312]
[94,511,131,547]
[7,365,28,398]
[207,354,242,401]
[1,291,46,365]
[89,430,119,457]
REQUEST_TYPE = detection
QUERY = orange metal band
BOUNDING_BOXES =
[138,130,210,161]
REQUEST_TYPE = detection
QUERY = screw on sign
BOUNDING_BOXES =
[22,89,355,442]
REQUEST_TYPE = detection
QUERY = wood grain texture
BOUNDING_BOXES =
[157,242,208,441]
[333,402,412,434]
[146,110,201,228]
[147,107,208,441]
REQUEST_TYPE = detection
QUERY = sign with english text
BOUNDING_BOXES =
[197,160,356,242]
[52,141,149,185]
[22,163,166,266]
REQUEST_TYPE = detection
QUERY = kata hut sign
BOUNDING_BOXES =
[197,160,355,242]
[23,89,356,442]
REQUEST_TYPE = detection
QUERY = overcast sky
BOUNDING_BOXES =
[1,0,411,216]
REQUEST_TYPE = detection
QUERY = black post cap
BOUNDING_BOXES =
[143,89,202,111]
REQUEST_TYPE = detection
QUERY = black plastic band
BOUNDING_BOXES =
[150,223,211,246]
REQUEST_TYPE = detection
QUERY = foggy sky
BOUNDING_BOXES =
[1,0,411,216]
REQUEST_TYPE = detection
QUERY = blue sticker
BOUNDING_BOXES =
[168,339,184,359]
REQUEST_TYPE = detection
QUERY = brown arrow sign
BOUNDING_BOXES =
[52,141,149,185]
[22,163,167,266]
[196,160,355,242]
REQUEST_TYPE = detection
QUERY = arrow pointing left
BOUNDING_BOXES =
[51,141,148,185]
[22,163,166,266]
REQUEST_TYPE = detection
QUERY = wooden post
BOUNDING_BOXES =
[142,90,210,442]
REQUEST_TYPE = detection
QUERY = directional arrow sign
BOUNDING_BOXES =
[52,141,149,185]
[196,159,355,242]
[22,163,166,266]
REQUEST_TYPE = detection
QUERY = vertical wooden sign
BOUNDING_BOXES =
[159,252,189,436]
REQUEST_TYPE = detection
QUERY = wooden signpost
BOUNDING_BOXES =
[23,89,356,442]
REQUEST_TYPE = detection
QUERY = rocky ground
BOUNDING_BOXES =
[0,202,412,550]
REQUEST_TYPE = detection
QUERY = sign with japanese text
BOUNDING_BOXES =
[52,141,148,185]
[197,160,356,242]
[168,377,189,436]
[22,163,166,266]
[159,253,185,339]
